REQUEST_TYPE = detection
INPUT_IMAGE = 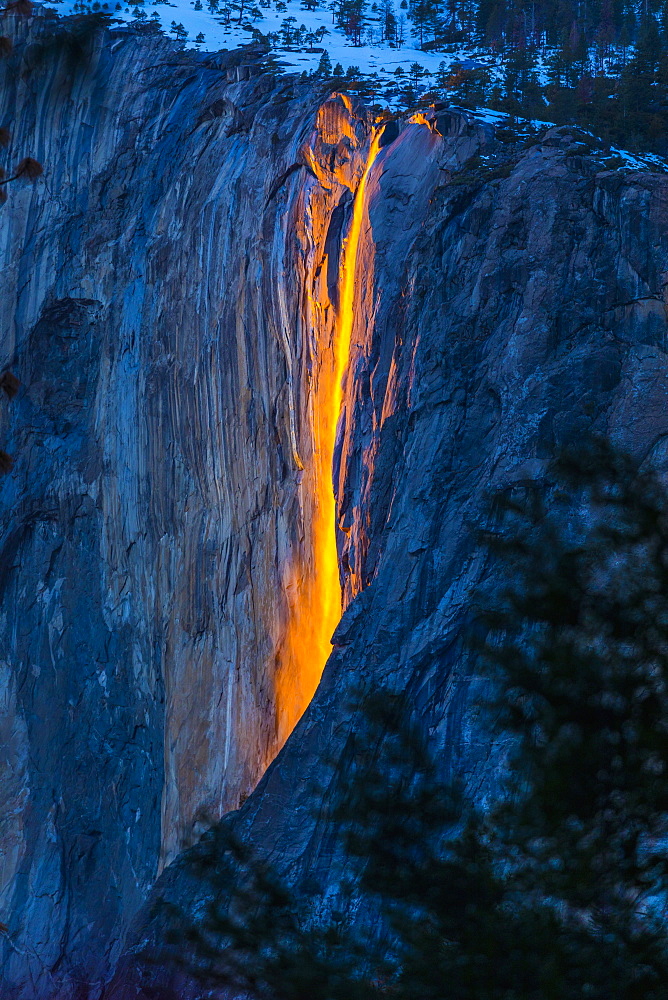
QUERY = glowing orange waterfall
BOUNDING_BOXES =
[321,125,385,619]
[273,125,384,748]
[332,127,385,451]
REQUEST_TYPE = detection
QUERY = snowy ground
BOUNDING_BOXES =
[39,0,668,170]
[41,0,641,120]
[47,0,504,90]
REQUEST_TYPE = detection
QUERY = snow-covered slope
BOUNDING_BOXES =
[49,0,499,90]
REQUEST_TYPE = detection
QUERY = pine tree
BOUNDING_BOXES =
[407,0,443,46]
[595,0,615,71]
[483,2,505,51]
[336,0,366,43]
[636,10,662,80]
[380,0,396,42]
[316,48,332,74]
[279,14,298,44]
[154,439,668,1000]
[502,37,541,116]
[662,0,668,44]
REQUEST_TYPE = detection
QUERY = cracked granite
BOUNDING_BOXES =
[3,19,668,1000]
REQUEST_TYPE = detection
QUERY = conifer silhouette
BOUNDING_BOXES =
[154,439,668,1000]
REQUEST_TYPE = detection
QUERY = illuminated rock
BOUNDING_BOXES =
[113,111,668,996]
[0,27,374,996]
[4,21,668,1000]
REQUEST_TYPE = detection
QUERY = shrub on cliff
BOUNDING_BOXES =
[0,0,44,203]
[155,439,668,999]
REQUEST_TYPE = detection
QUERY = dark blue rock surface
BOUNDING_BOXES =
[3,18,668,999]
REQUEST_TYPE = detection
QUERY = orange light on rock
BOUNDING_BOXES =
[273,124,384,748]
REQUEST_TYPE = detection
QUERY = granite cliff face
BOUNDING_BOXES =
[0,22,375,996]
[3,17,668,1000]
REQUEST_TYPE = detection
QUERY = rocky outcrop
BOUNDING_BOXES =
[0,20,375,997]
[4,15,668,1000]
[110,112,668,995]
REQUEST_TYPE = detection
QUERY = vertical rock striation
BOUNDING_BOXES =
[5,20,668,999]
[0,22,375,997]
[110,107,668,996]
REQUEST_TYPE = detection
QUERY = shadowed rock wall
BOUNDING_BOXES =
[0,22,373,997]
[108,109,668,996]
[5,17,668,1000]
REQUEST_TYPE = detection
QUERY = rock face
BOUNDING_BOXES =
[0,22,374,997]
[4,17,668,1000]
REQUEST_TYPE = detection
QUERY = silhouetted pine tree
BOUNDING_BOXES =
[407,0,443,46]
[335,0,367,43]
[316,48,332,74]
[155,439,668,1000]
